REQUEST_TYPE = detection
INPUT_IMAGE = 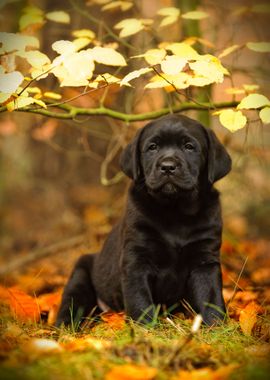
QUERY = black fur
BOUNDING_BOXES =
[56,114,231,327]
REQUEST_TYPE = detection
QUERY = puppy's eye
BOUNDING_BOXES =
[148,143,158,151]
[184,142,195,151]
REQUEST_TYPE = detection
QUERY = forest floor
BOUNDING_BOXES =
[0,189,270,380]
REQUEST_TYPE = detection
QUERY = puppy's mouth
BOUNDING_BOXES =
[146,178,195,198]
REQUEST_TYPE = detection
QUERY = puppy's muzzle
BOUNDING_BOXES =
[158,157,180,177]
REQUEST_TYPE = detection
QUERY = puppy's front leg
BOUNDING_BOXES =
[187,262,226,325]
[121,257,155,324]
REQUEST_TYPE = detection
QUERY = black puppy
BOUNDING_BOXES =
[56,114,231,327]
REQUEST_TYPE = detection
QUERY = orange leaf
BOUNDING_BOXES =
[37,291,62,313]
[0,285,10,304]
[8,287,40,322]
[101,311,125,330]
[174,365,236,380]
[239,301,262,335]
[105,364,157,380]
[63,336,111,352]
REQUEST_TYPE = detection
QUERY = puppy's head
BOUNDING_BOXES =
[120,114,231,199]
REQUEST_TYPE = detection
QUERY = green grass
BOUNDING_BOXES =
[1,314,270,380]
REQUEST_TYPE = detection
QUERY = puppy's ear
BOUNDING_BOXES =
[205,128,232,183]
[120,129,143,181]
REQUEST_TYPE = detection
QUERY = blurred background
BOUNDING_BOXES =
[0,0,269,293]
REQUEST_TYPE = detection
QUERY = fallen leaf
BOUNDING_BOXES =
[101,311,126,330]
[105,364,157,380]
[239,301,263,335]
[8,287,40,322]
[63,336,111,352]
[174,365,236,379]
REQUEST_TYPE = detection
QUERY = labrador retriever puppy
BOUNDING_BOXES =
[56,114,231,327]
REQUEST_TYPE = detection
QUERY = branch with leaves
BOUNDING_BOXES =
[0,0,270,132]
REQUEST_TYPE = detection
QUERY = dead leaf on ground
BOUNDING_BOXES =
[173,365,237,380]
[239,301,264,335]
[101,311,126,330]
[63,336,111,352]
[4,287,41,322]
[105,363,157,380]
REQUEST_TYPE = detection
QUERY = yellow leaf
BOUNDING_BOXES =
[243,84,259,93]
[52,50,95,86]
[182,10,209,20]
[0,93,13,104]
[189,59,225,84]
[22,5,43,16]
[43,91,62,100]
[33,98,47,108]
[166,42,200,59]
[51,40,76,55]
[239,302,261,335]
[91,46,127,66]
[46,11,70,23]
[30,65,51,81]
[6,96,37,111]
[218,44,241,59]
[225,87,245,95]
[184,36,215,49]
[157,7,180,16]
[102,1,133,12]
[105,364,157,380]
[158,7,180,27]
[27,87,41,94]
[161,55,187,75]
[16,50,51,68]
[237,93,270,109]
[120,67,152,86]
[259,107,270,124]
[72,37,92,51]
[219,109,247,132]
[0,32,39,53]
[63,336,111,352]
[0,71,24,93]
[72,29,96,40]
[19,13,44,31]
[246,41,270,52]
[114,18,144,38]
[145,73,189,90]
[143,48,167,65]
[95,73,120,84]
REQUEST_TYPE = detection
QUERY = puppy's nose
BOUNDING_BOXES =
[160,160,177,174]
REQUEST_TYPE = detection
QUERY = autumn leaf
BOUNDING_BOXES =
[259,107,270,124]
[181,10,209,20]
[246,41,270,53]
[157,7,180,27]
[218,44,241,59]
[102,1,133,12]
[114,18,145,38]
[174,365,236,380]
[63,336,111,352]
[7,287,40,322]
[0,32,39,53]
[72,29,96,40]
[239,301,262,335]
[237,93,270,109]
[160,56,187,75]
[91,46,127,66]
[101,311,126,330]
[19,6,44,32]
[105,364,157,380]
[45,11,70,24]
[218,109,247,132]
[16,50,51,68]
[165,42,200,60]
[120,67,152,86]
[0,71,24,94]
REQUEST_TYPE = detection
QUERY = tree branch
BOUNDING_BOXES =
[0,101,239,122]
